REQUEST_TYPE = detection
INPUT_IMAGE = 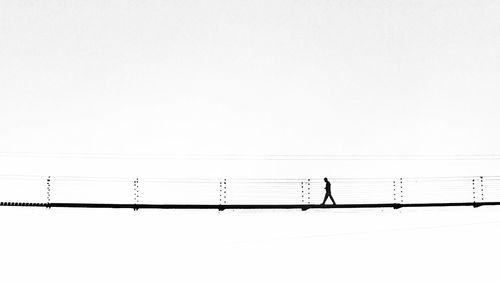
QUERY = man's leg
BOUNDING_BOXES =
[321,193,328,205]
[329,194,336,205]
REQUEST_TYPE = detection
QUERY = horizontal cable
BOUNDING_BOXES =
[2,152,500,160]
[0,174,499,183]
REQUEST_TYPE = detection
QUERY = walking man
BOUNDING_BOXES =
[321,177,336,205]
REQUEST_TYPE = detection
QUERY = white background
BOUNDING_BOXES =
[1,0,500,281]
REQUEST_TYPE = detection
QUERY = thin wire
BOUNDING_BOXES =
[0,174,499,182]
[2,152,500,160]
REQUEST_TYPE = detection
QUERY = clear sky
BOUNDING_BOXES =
[1,0,499,178]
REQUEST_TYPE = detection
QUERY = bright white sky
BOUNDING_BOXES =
[1,0,499,154]
[1,0,500,179]
[1,0,500,178]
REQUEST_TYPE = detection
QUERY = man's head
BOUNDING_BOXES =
[324,177,328,182]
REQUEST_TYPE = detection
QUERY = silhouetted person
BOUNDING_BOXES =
[321,177,336,205]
